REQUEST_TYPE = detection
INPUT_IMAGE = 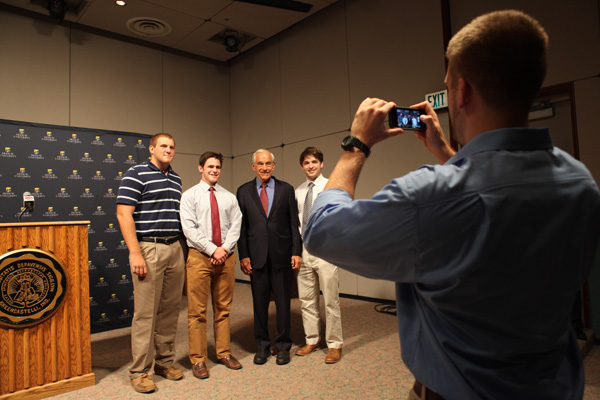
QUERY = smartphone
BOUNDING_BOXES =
[388,107,426,130]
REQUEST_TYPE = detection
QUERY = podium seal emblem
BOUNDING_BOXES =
[0,249,67,328]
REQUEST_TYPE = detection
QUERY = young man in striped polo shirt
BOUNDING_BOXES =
[116,132,186,393]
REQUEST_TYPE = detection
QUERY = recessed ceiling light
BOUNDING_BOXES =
[116,1,126,6]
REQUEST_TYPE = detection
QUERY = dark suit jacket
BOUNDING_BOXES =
[237,177,302,269]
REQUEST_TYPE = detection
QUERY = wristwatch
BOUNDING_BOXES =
[341,135,370,157]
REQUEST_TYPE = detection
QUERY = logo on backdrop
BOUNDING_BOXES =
[43,169,58,179]
[91,136,104,146]
[2,147,16,158]
[55,150,70,161]
[2,187,17,198]
[68,170,82,180]
[14,129,30,140]
[0,249,67,328]
[67,133,81,144]
[80,152,93,162]
[28,149,44,160]
[43,207,58,217]
[15,168,31,179]
[92,171,105,180]
[33,188,45,198]
[42,131,57,142]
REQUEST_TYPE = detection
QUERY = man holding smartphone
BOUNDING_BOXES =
[304,10,600,400]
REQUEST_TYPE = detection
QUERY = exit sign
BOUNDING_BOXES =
[426,90,448,109]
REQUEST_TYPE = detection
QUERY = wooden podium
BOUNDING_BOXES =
[0,221,95,399]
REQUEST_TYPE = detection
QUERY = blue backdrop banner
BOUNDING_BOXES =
[0,119,150,333]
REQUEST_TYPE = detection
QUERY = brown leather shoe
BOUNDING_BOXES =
[219,354,242,370]
[130,373,156,393]
[155,365,183,380]
[295,343,321,356]
[325,348,342,364]
[192,362,209,379]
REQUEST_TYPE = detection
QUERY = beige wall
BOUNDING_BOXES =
[229,0,447,297]
[0,9,232,196]
[1,0,600,303]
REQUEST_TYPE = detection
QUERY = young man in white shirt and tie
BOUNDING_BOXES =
[180,151,243,379]
[295,147,343,363]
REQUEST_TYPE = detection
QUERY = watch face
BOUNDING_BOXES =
[341,135,354,149]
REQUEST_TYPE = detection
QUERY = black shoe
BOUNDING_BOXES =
[253,348,270,365]
[276,350,290,365]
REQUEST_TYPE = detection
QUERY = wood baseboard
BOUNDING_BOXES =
[0,373,95,400]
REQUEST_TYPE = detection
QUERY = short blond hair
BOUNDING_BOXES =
[446,10,548,115]
[150,132,175,148]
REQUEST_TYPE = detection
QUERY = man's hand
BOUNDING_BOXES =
[129,252,147,278]
[210,247,228,265]
[412,100,456,164]
[351,97,404,148]
[240,257,252,275]
[291,256,302,270]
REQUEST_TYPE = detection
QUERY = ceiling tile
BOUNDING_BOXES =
[0,0,339,62]
[211,0,329,39]
[142,0,233,20]
[173,21,246,61]
[76,0,205,46]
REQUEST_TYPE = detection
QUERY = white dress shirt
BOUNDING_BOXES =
[295,173,328,234]
[180,180,242,256]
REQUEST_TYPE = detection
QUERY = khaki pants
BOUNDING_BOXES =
[186,249,236,364]
[129,239,185,377]
[297,245,343,349]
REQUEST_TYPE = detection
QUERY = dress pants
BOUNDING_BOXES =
[250,256,292,352]
[186,249,236,364]
[298,245,343,348]
[129,239,185,377]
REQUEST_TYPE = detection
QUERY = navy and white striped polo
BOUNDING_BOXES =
[116,160,182,237]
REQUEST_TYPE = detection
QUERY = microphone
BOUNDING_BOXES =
[23,191,35,213]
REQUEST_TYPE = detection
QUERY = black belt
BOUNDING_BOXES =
[139,236,180,245]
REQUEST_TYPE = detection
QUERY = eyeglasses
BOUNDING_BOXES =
[256,162,274,168]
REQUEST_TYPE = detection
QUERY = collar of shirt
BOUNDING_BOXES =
[255,177,274,190]
[304,173,327,189]
[445,127,553,166]
[199,179,218,192]
[146,159,173,174]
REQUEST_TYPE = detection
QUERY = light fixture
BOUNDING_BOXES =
[116,1,127,6]
[224,31,240,52]
[47,0,67,20]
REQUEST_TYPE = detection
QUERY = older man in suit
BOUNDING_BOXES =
[237,149,302,365]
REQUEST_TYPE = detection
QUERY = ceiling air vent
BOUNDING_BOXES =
[126,17,172,37]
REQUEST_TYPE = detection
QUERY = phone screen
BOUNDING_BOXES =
[388,107,425,130]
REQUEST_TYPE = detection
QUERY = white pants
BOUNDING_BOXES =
[297,245,343,349]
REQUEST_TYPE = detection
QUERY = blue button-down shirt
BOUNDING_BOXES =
[305,127,600,400]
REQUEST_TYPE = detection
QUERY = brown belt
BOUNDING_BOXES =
[413,380,445,400]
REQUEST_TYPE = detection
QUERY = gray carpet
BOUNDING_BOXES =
[48,281,600,399]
